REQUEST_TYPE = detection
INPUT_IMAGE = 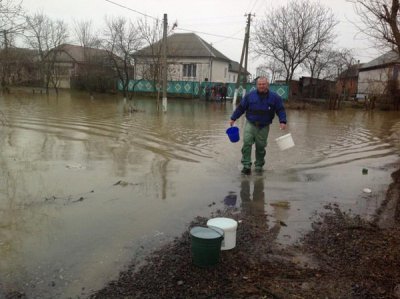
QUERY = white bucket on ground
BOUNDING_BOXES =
[275,133,295,151]
[207,217,238,250]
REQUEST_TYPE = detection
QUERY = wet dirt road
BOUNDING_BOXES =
[0,92,399,298]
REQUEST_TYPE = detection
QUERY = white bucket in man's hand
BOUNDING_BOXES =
[275,133,295,151]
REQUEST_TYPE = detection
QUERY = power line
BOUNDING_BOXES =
[247,0,264,15]
[250,0,259,13]
[179,20,245,26]
[175,27,244,41]
[176,15,244,22]
[104,0,244,42]
[104,0,159,20]
[213,28,245,44]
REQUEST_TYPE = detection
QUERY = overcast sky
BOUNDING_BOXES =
[21,0,382,75]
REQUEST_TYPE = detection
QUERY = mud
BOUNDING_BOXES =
[89,168,400,299]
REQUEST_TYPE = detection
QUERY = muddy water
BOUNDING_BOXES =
[0,91,399,298]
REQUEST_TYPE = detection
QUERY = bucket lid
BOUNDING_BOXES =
[207,217,238,230]
[190,226,224,239]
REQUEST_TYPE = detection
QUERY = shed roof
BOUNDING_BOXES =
[134,33,231,61]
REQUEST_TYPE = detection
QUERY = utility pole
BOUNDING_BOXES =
[232,13,254,107]
[2,30,8,93]
[209,43,213,82]
[162,13,168,112]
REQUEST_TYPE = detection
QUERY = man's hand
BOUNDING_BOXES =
[280,123,287,130]
[229,119,235,126]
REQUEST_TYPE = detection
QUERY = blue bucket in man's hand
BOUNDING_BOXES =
[226,126,240,143]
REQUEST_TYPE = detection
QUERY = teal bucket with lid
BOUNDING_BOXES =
[190,226,224,267]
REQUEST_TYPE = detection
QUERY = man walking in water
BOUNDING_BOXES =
[229,77,287,175]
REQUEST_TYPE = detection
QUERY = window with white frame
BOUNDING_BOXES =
[183,64,197,77]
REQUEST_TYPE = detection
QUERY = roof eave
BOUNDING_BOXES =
[359,62,400,72]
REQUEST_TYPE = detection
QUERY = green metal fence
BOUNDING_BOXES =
[120,80,289,100]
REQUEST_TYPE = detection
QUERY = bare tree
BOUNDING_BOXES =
[45,20,69,94]
[135,18,163,98]
[0,0,24,46]
[349,0,400,54]
[299,47,355,99]
[72,19,104,95]
[73,19,100,48]
[102,16,143,100]
[0,0,25,92]
[24,12,47,86]
[302,47,335,79]
[253,0,338,83]
[134,18,182,110]
[24,12,69,94]
[0,0,24,31]
[256,60,285,83]
[332,48,357,76]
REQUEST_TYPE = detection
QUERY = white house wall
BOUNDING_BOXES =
[358,66,398,95]
[134,57,234,83]
[169,57,210,81]
[211,60,229,83]
[228,71,237,83]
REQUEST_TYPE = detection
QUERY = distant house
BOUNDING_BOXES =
[45,44,124,91]
[357,50,400,98]
[336,64,363,99]
[0,47,39,86]
[133,33,249,83]
[299,77,336,99]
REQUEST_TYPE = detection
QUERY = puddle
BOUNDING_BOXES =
[0,92,399,298]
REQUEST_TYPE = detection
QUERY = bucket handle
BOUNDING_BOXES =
[208,226,224,240]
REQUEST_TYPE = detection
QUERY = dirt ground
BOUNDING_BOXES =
[88,168,400,299]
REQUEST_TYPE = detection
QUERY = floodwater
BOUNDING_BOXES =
[0,91,399,298]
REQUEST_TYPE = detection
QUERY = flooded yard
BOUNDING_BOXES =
[0,91,399,298]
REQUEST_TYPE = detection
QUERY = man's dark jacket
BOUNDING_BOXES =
[231,89,287,128]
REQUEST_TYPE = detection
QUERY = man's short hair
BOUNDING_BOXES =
[256,76,269,83]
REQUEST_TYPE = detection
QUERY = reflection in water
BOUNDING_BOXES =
[270,201,290,227]
[0,160,58,296]
[0,91,399,298]
[148,157,170,200]
[239,177,283,241]
[240,178,265,214]
[223,192,237,207]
